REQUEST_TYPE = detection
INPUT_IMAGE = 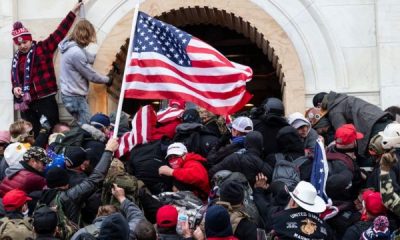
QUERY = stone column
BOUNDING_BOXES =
[0,0,16,130]
[376,1,400,109]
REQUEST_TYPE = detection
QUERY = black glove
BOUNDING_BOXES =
[106,75,114,87]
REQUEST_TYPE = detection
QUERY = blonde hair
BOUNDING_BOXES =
[9,120,32,142]
[69,20,96,47]
[96,205,118,217]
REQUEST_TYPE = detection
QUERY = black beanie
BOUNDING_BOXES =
[220,181,244,205]
[33,206,58,234]
[313,92,327,107]
[46,167,69,188]
[64,146,87,168]
[182,109,201,123]
[98,212,129,240]
[205,205,233,238]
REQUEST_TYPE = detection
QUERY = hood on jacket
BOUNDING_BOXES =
[260,114,289,128]
[326,91,347,111]
[58,39,78,54]
[244,131,263,156]
[175,122,203,133]
[287,112,311,135]
[5,162,24,178]
[81,124,107,142]
[276,126,304,154]
[184,152,206,164]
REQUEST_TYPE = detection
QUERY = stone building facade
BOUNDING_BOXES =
[0,0,399,130]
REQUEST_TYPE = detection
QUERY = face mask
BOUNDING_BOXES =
[22,208,29,217]
[169,157,184,169]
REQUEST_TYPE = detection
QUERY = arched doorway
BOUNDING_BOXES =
[90,1,305,115]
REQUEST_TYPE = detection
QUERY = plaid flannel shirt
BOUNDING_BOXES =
[12,11,76,100]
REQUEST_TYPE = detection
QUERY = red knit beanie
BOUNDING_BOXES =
[12,21,32,44]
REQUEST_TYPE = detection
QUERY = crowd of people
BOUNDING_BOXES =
[5,1,400,239]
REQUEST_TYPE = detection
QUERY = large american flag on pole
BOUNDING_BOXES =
[124,12,253,115]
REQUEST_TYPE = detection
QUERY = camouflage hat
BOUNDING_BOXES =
[23,146,51,164]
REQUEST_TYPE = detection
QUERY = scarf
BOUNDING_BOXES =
[231,136,245,146]
[11,42,36,112]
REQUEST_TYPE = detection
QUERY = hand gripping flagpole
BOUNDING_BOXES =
[113,2,140,138]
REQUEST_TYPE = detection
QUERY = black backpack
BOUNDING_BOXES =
[129,139,171,194]
[53,127,88,154]
[212,171,261,225]
[272,153,309,189]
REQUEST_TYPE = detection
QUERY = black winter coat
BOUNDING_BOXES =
[207,141,244,168]
[128,140,171,195]
[209,131,272,185]
[38,151,113,225]
[173,123,219,158]
[252,114,289,157]
[80,124,107,167]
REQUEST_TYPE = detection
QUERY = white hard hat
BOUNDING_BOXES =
[380,122,400,150]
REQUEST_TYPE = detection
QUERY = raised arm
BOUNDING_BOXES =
[42,2,82,52]
[64,138,118,203]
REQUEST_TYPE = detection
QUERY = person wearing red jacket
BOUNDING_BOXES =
[10,2,82,137]
[0,146,51,197]
[159,142,210,199]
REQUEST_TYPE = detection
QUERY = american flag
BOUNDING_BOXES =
[124,11,253,115]
[157,107,183,124]
[310,138,330,203]
[115,105,157,158]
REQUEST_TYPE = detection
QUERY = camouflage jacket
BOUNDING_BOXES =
[380,172,400,216]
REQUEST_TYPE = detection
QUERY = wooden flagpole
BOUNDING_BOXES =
[112,2,140,138]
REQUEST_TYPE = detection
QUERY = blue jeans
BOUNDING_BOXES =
[61,94,91,125]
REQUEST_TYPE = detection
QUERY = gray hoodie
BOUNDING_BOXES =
[58,39,109,96]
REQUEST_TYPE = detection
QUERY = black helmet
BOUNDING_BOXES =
[263,97,284,116]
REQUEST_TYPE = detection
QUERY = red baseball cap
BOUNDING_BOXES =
[362,190,386,216]
[335,124,364,145]
[169,99,185,109]
[2,189,32,211]
[156,205,178,228]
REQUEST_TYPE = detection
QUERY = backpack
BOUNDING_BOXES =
[272,153,309,189]
[53,127,87,154]
[212,171,261,225]
[326,152,355,173]
[157,191,206,229]
[129,139,171,195]
[0,217,34,240]
[35,193,79,240]
[101,159,139,207]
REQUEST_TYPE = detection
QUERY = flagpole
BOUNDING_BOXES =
[113,2,140,139]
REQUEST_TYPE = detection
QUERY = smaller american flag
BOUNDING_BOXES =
[310,138,330,203]
[115,105,157,158]
[157,106,183,124]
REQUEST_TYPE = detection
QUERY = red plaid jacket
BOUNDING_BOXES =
[12,11,76,100]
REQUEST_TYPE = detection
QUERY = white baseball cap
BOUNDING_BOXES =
[289,181,326,213]
[4,142,30,167]
[232,116,253,133]
[287,112,311,129]
[165,142,188,159]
